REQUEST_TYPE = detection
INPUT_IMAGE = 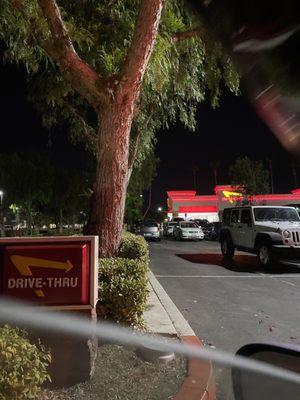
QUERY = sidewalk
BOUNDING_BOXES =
[144,270,216,400]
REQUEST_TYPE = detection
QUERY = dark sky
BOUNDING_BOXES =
[0,62,297,211]
[0,63,88,172]
[152,89,296,209]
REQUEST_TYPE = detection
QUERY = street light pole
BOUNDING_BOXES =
[0,191,4,237]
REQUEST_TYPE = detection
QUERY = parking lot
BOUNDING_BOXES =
[149,238,300,399]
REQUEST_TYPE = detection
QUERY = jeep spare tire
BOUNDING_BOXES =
[221,235,235,259]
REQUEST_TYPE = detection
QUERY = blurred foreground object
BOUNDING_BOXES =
[233,343,300,400]
[190,0,300,156]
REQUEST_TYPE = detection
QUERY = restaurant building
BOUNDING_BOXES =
[167,186,300,222]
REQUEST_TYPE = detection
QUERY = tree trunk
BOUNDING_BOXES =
[86,103,132,257]
[80,0,163,257]
[35,0,163,257]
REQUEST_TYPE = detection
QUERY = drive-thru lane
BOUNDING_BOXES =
[149,239,300,399]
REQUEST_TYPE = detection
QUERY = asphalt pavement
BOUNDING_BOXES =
[148,238,300,399]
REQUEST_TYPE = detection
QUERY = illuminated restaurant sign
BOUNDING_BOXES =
[221,190,243,204]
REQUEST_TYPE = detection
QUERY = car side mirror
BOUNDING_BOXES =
[232,343,300,400]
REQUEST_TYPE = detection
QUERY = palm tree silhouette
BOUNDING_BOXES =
[210,161,220,186]
[189,165,199,191]
[290,159,299,188]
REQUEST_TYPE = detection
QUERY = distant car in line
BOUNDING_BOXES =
[173,221,204,241]
[4,225,14,231]
[136,220,161,241]
[164,221,178,237]
[172,217,185,223]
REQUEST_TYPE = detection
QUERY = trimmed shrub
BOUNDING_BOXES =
[98,257,148,327]
[117,231,148,262]
[0,325,51,400]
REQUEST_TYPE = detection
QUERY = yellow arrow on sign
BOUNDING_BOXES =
[10,255,74,298]
[10,255,74,276]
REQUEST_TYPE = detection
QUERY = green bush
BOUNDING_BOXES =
[0,325,51,400]
[98,257,148,327]
[117,231,148,262]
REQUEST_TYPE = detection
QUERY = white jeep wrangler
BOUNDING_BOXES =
[220,206,300,266]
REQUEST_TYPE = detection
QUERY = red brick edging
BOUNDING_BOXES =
[173,336,216,400]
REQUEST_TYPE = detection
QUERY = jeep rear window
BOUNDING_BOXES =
[241,209,251,224]
[254,208,300,221]
[222,209,231,225]
[231,209,240,223]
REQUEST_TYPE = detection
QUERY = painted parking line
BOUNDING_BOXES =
[257,272,297,287]
[277,279,296,286]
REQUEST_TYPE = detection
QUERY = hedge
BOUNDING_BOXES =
[98,233,149,328]
[117,231,148,262]
[0,325,51,400]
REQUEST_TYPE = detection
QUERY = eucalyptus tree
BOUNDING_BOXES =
[0,152,53,232]
[0,0,239,256]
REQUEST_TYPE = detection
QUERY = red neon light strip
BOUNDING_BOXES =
[171,196,217,202]
[178,206,218,213]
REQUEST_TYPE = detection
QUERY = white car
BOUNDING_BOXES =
[174,221,204,241]
[136,221,161,241]
[164,221,178,237]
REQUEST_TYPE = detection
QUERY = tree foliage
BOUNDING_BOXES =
[125,151,158,225]
[0,152,53,229]
[229,156,270,197]
[0,0,240,255]
[0,0,239,168]
[0,152,89,230]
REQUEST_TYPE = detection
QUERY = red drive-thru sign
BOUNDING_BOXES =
[0,236,98,310]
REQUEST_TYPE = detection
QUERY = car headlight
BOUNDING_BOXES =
[283,230,291,239]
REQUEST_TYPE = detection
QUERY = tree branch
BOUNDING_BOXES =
[120,0,163,91]
[127,110,154,183]
[171,27,205,43]
[128,127,141,176]
[64,102,98,153]
[37,0,105,110]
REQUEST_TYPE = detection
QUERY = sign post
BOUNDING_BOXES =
[0,236,98,386]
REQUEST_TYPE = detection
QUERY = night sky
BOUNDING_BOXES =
[0,62,297,212]
[152,89,296,208]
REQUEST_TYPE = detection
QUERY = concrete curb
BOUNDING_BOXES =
[147,271,216,400]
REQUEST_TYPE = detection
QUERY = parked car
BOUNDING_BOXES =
[172,217,185,223]
[193,219,209,228]
[136,220,161,241]
[220,206,300,266]
[205,222,221,241]
[4,225,14,231]
[164,221,178,237]
[174,221,204,241]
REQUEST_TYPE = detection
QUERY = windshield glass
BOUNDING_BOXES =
[181,222,198,228]
[254,208,300,221]
[143,221,157,227]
